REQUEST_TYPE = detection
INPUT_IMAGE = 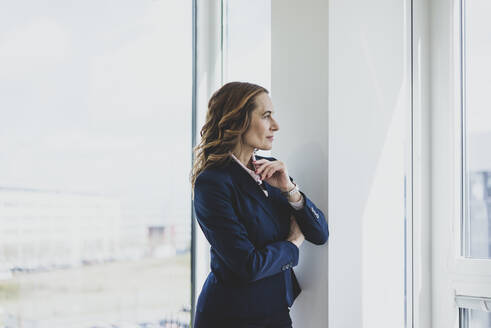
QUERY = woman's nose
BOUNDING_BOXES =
[271,118,279,131]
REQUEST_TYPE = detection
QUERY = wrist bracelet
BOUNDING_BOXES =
[282,182,300,197]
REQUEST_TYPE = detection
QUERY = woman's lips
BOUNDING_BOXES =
[266,136,274,141]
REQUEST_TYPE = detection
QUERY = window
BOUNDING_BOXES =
[0,2,192,327]
[460,308,491,328]
[222,0,271,90]
[461,0,491,259]
[430,0,491,326]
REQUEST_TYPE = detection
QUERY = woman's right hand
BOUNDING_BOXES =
[287,215,305,248]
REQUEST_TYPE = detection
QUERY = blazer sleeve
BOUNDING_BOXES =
[289,187,329,245]
[193,172,300,283]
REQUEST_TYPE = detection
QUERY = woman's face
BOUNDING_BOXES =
[242,92,279,151]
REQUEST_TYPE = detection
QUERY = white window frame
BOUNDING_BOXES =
[452,0,491,288]
[192,0,223,321]
[412,0,432,326]
[431,0,491,326]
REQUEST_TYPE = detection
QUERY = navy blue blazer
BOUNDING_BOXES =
[193,155,329,319]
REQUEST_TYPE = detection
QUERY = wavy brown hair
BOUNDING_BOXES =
[190,81,269,195]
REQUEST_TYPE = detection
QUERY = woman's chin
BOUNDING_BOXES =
[261,145,273,151]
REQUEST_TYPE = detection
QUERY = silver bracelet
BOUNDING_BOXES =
[281,182,300,197]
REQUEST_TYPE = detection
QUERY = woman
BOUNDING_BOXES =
[190,82,329,328]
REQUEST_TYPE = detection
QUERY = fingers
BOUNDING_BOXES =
[262,163,280,179]
[255,161,281,179]
[254,159,279,172]
[253,159,272,174]
[252,158,269,172]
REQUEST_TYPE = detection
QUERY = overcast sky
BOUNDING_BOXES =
[0,1,192,221]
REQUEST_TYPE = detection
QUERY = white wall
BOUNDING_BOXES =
[271,0,412,327]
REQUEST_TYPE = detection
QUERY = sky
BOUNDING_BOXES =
[0,1,192,222]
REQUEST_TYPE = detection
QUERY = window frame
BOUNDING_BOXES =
[451,0,491,284]
[191,0,224,324]
[431,0,491,326]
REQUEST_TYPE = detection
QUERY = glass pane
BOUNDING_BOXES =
[462,0,491,258]
[0,1,192,327]
[223,0,271,90]
[460,308,491,328]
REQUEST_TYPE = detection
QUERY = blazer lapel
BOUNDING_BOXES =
[227,159,276,219]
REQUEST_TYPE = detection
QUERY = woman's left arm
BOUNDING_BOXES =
[287,187,329,245]
[254,157,329,246]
